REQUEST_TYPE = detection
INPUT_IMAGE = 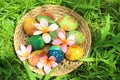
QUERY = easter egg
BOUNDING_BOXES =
[37,15,55,24]
[57,15,78,31]
[28,50,47,66]
[39,12,54,19]
[23,18,37,36]
[27,35,45,50]
[48,46,64,63]
[67,30,85,44]
[49,30,58,40]
[65,45,84,61]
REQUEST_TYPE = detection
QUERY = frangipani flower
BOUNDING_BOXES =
[33,18,58,43]
[52,29,75,53]
[16,45,32,61]
[37,55,58,74]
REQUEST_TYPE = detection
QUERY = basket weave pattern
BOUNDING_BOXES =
[14,5,91,76]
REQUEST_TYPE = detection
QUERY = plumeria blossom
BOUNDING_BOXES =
[37,55,58,74]
[52,29,75,53]
[33,18,58,43]
[16,45,32,61]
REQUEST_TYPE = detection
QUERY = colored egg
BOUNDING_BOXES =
[37,15,55,24]
[39,12,54,19]
[48,46,64,63]
[65,45,84,61]
[27,35,45,50]
[67,30,86,44]
[49,30,58,40]
[28,50,47,67]
[57,15,78,31]
[23,18,37,36]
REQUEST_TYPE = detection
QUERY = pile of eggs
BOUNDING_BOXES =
[22,12,86,67]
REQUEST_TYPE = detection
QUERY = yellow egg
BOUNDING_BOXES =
[23,18,37,36]
[65,45,84,61]
[28,50,47,67]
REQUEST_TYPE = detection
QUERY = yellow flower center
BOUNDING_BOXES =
[23,51,29,58]
[42,27,50,33]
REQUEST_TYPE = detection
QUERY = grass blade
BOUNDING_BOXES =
[24,60,36,80]
[100,14,110,40]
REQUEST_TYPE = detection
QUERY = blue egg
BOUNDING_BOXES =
[48,46,64,63]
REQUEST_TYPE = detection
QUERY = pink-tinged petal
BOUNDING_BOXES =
[37,62,44,69]
[49,56,56,61]
[40,18,48,27]
[51,61,58,68]
[49,23,58,31]
[61,44,67,53]
[18,56,26,61]
[42,33,51,43]
[33,30,43,35]
[34,23,42,30]
[44,65,51,74]
[67,35,76,45]
[20,45,26,53]
[52,39,62,45]
[39,55,48,63]
[27,54,32,59]
[16,50,22,56]
[26,45,32,53]
[58,29,66,41]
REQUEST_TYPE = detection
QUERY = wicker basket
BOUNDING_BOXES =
[14,5,91,76]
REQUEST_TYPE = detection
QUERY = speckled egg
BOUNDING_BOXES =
[57,15,78,31]
[67,30,86,44]
[27,35,45,50]
[23,18,37,36]
[28,50,47,66]
[48,46,64,63]
[37,15,55,24]
[65,45,84,61]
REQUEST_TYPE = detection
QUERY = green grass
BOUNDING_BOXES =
[0,0,120,80]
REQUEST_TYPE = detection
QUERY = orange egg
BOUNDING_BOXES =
[39,12,54,19]
[65,45,84,61]
[23,18,37,36]
[28,50,47,67]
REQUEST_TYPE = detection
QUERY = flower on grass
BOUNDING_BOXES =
[37,55,58,74]
[52,29,75,53]
[33,18,58,43]
[16,45,32,61]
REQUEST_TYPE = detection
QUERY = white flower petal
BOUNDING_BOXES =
[49,23,58,31]
[20,45,26,53]
[34,23,42,30]
[44,65,51,74]
[33,30,43,35]
[51,61,58,68]
[40,18,48,27]
[16,50,22,56]
[18,55,26,61]
[42,33,51,43]
[37,62,44,69]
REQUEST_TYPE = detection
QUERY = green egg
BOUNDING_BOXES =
[49,46,61,51]
[37,15,55,24]
[57,15,78,31]
[27,35,45,50]
[67,30,85,44]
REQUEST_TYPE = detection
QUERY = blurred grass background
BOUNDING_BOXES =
[0,0,120,80]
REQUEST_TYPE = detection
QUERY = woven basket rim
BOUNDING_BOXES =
[14,5,91,76]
